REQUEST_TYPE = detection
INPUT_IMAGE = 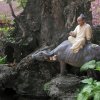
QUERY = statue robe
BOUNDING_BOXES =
[68,23,92,53]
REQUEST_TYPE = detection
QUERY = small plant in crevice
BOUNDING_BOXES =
[77,60,100,100]
[44,82,51,92]
[0,56,7,64]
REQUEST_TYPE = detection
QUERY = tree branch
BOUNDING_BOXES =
[8,1,26,38]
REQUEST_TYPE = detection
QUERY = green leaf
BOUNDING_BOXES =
[94,92,100,100]
[0,56,7,64]
[95,67,100,71]
[80,60,96,71]
[93,82,100,92]
[44,82,51,91]
[81,85,93,94]
[81,78,94,85]
[95,82,100,86]
[95,61,100,71]
[77,92,90,100]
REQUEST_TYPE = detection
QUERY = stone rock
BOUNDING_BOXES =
[0,64,17,90]
[0,61,59,96]
[13,61,59,96]
[44,74,81,100]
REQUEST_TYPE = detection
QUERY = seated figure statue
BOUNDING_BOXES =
[50,14,93,60]
[68,14,92,53]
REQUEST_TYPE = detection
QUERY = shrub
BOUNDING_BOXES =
[77,60,100,100]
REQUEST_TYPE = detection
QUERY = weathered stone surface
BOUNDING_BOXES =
[0,64,17,90]
[44,74,80,100]
[13,61,59,96]
[0,51,59,96]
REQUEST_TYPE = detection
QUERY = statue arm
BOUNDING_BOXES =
[69,26,78,37]
[85,25,92,41]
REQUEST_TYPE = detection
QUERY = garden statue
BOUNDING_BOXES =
[32,14,100,75]
[50,14,92,60]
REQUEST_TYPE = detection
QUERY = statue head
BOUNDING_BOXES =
[32,51,49,61]
[77,14,86,26]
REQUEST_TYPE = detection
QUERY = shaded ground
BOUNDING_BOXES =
[0,90,50,100]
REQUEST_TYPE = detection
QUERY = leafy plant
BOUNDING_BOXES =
[80,60,100,72]
[77,60,100,100]
[0,14,15,43]
[44,82,51,92]
[0,26,15,43]
[77,78,100,100]
[95,61,100,71]
[0,56,7,64]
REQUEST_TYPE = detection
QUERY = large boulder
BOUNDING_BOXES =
[0,53,59,96]
[13,61,59,95]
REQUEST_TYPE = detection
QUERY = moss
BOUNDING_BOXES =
[44,82,51,92]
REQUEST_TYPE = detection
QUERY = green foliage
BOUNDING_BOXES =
[0,14,15,43]
[95,61,100,71]
[77,92,90,100]
[94,92,100,100]
[81,78,94,85]
[0,27,15,43]
[4,0,27,8]
[0,27,14,33]
[44,82,51,92]
[80,60,96,71]
[17,0,28,8]
[0,14,7,21]
[0,56,7,64]
[77,78,100,100]
[80,60,100,72]
[77,60,100,100]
